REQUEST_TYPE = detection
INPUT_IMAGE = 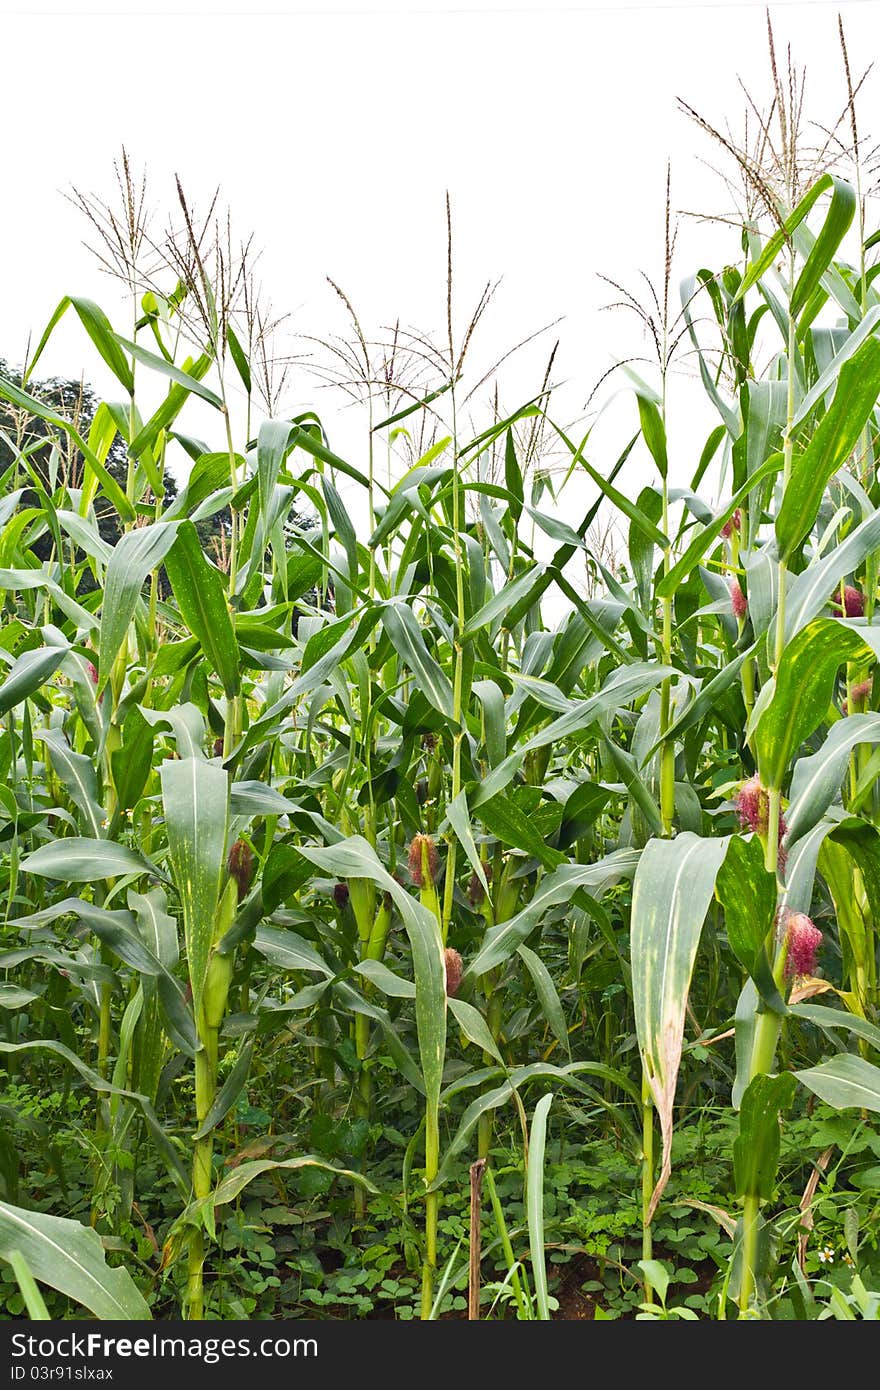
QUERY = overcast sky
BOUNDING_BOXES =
[2,0,878,554]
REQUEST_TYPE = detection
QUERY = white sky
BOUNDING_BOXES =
[1,0,878,557]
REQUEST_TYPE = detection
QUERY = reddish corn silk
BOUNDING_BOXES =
[736,776,788,874]
[843,585,865,617]
[845,677,874,718]
[408,833,439,888]
[467,872,485,907]
[721,508,742,540]
[467,864,492,907]
[833,585,865,618]
[780,910,823,978]
[213,737,225,758]
[736,776,768,834]
[730,577,747,619]
[227,839,254,902]
[444,947,463,998]
[333,882,350,910]
[84,658,105,705]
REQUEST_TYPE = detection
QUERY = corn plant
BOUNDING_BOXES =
[2,18,880,1324]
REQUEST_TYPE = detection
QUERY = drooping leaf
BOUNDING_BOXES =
[796,1054,880,1114]
[467,849,639,977]
[0,644,69,717]
[518,944,570,1058]
[631,832,730,1217]
[21,838,158,881]
[0,1202,151,1320]
[787,713,880,845]
[297,836,446,1121]
[784,508,880,642]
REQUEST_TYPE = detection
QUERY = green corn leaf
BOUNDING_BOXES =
[734,174,834,301]
[209,1156,377,1211]
[505,428,524,522]
[792,306,880,429]
[381,603,454,719]
[787,713,880,845]
[0,644,70,716]
[27,296,134,394]
[447,997,503,1064]
[518,944,570,1058]
[656,450,782,599]
[129,354,214,458]
[111,706,155,815]
[194,1041,254,1140]
[796,1054,880,1114]
[355,959,416,999]
[754,619,871,790]
[160,757,229,1021]
[715,834,785,1013]
[253,925,332,975]
[34,729,104,838]
[789,1003,880,1053]
[478,791,566,870]
[21,837,158,881]
[790,178,856,319]
[445,790,491,899]
[631,832,731,1218]
[297,836,446,1121]
[636,393,668,478]
[784,508,880,642]
[472,661,675,808]
[468,849,639,977]
[226,325,251,393]
[260,845,314,914]
[472,679,507,767]
[164,520,240,698]
[776,337,880,564]
[733,1072,797,1201]
[431,1060,637,1189]
[0,1202,151,1320]
[98,522,180,690]
[629,486,663,610]
[114,336,223,408]
[5,1249,50,1320]
[462,567,545,641]
[526,1092,554,1320]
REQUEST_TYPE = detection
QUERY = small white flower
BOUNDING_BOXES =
[817,1247,835,1264]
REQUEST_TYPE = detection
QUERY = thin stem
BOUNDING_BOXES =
[739,1194,760,1317]
[659,475,675,837]
[774,263,797,672]
[641,1078,655,1300]
[420,1112,440,1319]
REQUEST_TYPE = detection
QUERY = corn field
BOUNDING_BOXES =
[2,20,880,1324]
